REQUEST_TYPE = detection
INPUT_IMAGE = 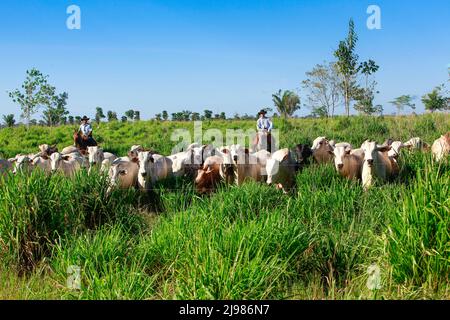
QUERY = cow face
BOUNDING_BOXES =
[333,146,351,171]
[50,153,62,172]
[137,151,154,179]
[12,155,33,174]
[387,141,404,159]
[87,146,104,165]
[361,141,390,167]
[294,144,313,165]
[128,145,143,160]
[108,163,129,188]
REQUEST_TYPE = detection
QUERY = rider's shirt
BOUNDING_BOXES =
[79,123,92,136]
[256,117,273,132]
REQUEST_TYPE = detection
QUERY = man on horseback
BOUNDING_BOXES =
[74,116,97,152]
[254,109,274,152]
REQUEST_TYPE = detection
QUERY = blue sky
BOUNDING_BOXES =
[0,0,449,121]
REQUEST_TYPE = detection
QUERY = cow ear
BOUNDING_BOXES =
[42,155,49,160]
[377,146,391,153]
[149,156,155,163]
[131,157,139,164]
[221,148,229,154]
[62,156,70,161]
[345,149,351,155]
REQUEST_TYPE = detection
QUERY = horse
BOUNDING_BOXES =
[73,130,97,154]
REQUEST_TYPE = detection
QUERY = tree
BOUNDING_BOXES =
[272,90,301,118]
[162,110,169,121]
[181,110,192,121]
[219,112,226,120]
[422,86,448,113]
[134,110,140,121]
[309,106,329,118]
[334,19,360,117]
[121,116,128,123]
[107,111,118,122]
[302,62,341,117]
[75,116,81,123]
[125,109,135,121]
[8,68,56,128]
[2,114,15,127]
[68,116,75,125]
[203,109,213,120]
[353,82,383,115]
[233,113,240,120]
[389,95,416,115]
[95,107,105,124]
[155,113,162,121]
[191,112,200,121]
[42,91,69,126]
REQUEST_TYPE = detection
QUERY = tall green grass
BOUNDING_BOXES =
[0,115,449,299]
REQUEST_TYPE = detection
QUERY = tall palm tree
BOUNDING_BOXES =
[2,114,16,127]
[272,90,301,118]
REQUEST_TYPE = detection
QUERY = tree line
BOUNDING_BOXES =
[2,19,449,128]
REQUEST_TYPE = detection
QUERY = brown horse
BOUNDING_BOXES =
[73,131,97,153]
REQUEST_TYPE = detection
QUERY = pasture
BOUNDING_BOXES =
[0,114,449,299]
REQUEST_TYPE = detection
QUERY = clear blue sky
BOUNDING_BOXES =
[0,0,449,121]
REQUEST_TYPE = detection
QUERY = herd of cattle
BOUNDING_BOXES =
[0,132,449,194]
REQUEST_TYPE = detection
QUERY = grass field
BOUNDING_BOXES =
[0,114,449,299]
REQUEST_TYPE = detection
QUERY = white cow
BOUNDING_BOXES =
[404,137,430,150]
[11,154,35,174]
[431,133,450,162]
[87,146,117,173]
[360,140,395,190]
[32,155,52,174]
[265,148,296,193]
[137,151,173,190]
[50,152,83,177]
[61,146,79,155]
[107,158,139,193]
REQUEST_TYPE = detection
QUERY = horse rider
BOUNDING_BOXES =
[77,116,97,149]
[256,109,273,152]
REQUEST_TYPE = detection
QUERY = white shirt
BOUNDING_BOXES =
[79,123,92,136]
[256,117,273,132]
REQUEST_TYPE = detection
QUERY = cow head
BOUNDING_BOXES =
[128,145,143,160]
[50,153,71,173]
[387,141,405,159]
[333,146,351,171]
[137,151,154,179]
[87,146,104,166]
[12,155,33,174]
[361,140,391,167]
[294,144,313,166]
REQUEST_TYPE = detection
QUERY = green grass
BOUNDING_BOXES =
[0,114,449,299]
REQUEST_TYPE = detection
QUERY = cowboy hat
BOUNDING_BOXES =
[80,116,90,121]
[258,109,267,115]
